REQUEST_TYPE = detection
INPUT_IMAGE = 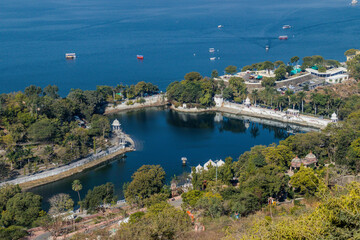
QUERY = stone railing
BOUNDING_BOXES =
[0,145,127,187]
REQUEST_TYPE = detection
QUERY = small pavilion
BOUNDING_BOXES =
[112,119,121,132]
[331,112,338,123]
[290,151,318,170]
[244,96,251,107]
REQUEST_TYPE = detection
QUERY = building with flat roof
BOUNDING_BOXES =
[325,74,349,84]
[305,67,347,78]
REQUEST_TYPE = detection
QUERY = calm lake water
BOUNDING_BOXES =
[1,0,360,95]
[30,107,313,210]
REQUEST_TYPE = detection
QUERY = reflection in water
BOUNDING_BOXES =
[166,111,215,129]
[250,123,260,138]
[31,107,316,211]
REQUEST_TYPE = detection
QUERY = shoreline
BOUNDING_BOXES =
[104,94,167,115]
[1,136,135,190]
[170,104,330,129]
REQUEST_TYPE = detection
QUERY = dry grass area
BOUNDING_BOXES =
[315,79,359,98]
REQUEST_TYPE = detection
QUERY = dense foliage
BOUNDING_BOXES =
[0,82,159,180]
[124,165,166,206]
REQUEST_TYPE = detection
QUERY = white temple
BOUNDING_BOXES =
[244,96,251,106]
[331,112,338,123]
[112,119,121,131]
[194,159,226,173]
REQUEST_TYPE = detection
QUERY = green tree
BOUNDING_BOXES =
[181,190,203,207]
[225,65,237,75]
[222,87,234,100]
[90,114,110,138]
[184,72,202,81]
[290,166,325,196]
[345,48,358,56]
[290,56,299,66]
[27,118,58,143]
[211,70,219,79]
[263,145,294,169]
[81,183,115,213]
[116,203,191,240]
[195,192,224,218]
[124,165,166,206]
[275,66,286,81]
[43,85,60,99]
[0,184,21,212]
[1,192,42,227]
[297,91,306,113]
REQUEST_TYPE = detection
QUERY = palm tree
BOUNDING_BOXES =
[285,90,294,107]
[297,91,306,113]
[277,96,287,111]
[310,93,318,115]
[251,89,259,105]
[72,180,83,203]
[290,95,297,109]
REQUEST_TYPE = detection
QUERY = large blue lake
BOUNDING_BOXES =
[1,0,360,95]
[30,107,313,209]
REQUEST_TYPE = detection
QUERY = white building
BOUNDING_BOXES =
[214,94,224,107]
[204,159,215,171]
[325,74,349,84]
[112,119,121,131]
[305,67,347,78]
[195,164,203,173]
[331,112,338,123]
[244,96,251,106]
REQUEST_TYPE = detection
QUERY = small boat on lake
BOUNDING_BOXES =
[218,25,223,28]
[282,25,292,29]
[351,0,358,5]
[65,53,76,59]
[209,48,215,53]
[279,35,288,40]
[137,55,144,60]
[265,45,269,52]
[210,57,216,61]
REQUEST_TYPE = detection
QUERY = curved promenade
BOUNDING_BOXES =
[0,135,135,190]
[171,101,331,129]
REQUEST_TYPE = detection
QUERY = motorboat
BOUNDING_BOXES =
[279,35,288,40]
[351,0,358,5]
[265,45,269,52]
[218,25,223,28]
[282,25,292,29]
[137,55,144,60]
[65,53,76,59]
[209,48,215,53]
[210,57,216,61]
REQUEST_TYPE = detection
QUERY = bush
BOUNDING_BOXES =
[126,100,134,105]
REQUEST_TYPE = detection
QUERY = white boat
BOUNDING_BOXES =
[282,25,291,29]
[351,0,358,5]
[265,45,269,52]
[218,25,223,28]
[65,53,76,59]
[209,48,215,53]
[210,57,216,61]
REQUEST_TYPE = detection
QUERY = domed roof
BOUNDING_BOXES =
[305,151,316,160]
[291,156,301,163]
[112,119,121,126]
